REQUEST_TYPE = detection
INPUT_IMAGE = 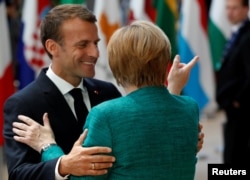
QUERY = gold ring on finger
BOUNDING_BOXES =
[91,162,95,170]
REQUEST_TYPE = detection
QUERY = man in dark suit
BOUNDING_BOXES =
[3,4,202,180]
[216,0,250,165]
[3,4,122,180]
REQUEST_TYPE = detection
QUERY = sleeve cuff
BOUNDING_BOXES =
[41,144,64,162]
[55,156,70,180]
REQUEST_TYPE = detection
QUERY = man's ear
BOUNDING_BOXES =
[45,39,59,57]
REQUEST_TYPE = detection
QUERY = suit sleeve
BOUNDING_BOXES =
[234,36,250,104]
[3,96,59,180]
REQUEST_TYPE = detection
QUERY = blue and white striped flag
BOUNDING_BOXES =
[178,0,217,115]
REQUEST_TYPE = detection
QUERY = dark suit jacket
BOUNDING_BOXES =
[216,19,250,109]
[3,68,121,180]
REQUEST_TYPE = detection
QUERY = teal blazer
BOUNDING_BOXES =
[42,86,199,180]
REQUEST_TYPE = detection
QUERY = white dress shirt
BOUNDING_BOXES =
[46,65,90,179]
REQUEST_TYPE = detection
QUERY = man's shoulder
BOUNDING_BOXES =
[6,81,40,104]
[240,20,250,36]
[84,78,118,90]
[84,78,122,98]
[84,77,113,85]
[8,69,49,100]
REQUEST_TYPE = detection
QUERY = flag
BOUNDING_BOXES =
[178,0,217,114]
[60,0,85,4]
[0,0,15,145]
[145,0,156,21]
[208,0,231,71]
[17,0,51,89]
[154,0,178,59]
[93,0,124,93]
[129,0,175,85]
[129,0,156,22]
[129,0,178,57]
[153,0,179,85]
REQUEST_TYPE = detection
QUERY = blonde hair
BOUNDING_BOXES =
[108,20,171,87]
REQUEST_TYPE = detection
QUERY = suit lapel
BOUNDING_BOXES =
[83,78,103,108]
[37,69,77,123]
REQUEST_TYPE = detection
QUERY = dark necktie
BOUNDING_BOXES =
[222,31,238,58]
[69,88,88,127]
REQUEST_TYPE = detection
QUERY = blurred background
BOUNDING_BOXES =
[0,0,234,179]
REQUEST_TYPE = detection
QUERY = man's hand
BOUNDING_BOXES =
[167,55,199,95]
[13,113,56,152]
[59,129,115,176]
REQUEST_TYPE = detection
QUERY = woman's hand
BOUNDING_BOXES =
[13,112,56,153]
[167,55,199,95]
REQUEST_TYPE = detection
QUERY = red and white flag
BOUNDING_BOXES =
[17,0,51,89]
[129,0,156,22]
[0,0,15,145]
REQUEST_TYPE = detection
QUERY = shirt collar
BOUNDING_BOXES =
[231,18,248,33]
[46,64,85,95]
